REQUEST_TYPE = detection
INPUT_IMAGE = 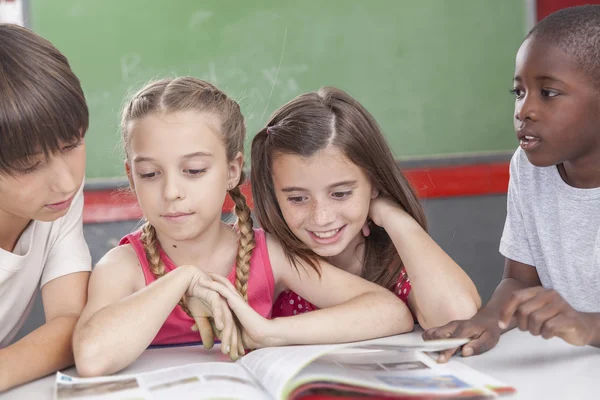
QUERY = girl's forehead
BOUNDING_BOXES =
[128,112,225,154]
[273,145,352,167]
[272,146,368,185]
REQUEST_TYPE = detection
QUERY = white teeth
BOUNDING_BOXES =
[313,228,340,238]
[525,136,535,140]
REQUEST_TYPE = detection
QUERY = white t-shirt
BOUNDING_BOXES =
[0,184,91,347]
[500,147,600,312]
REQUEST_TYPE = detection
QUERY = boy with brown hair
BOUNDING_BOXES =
[0,24,91,391]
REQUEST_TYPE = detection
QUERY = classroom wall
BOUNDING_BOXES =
[30,0,526,179]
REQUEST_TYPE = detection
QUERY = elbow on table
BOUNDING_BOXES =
[73,337,115,377]
[388,299,415,335]
[419,295,481,330]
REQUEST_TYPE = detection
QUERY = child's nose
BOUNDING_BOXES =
[515,94,538,122]
[49,157,79,194]
[312,202,335,226]
[163,176,184,201]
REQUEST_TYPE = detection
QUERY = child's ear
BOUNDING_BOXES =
[371,187,380,199]
[125,161,135,192]
[227,152,244,190]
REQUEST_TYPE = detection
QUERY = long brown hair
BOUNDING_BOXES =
[251,87,426,290]
[121,77,255,317]
[0,23,88,175]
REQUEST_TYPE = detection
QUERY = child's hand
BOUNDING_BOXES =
[201,273,281,349]
[422,314,502,363]
[367,193,411,230]
[185,268,243,360]
[498,287,594,346]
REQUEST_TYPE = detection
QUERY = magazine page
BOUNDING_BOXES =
[237,335,473,400]
[283,344,505,399]
[443,359,516,396]
[354,330,470,352]
[54,362,270,400]
[238,344,341,399]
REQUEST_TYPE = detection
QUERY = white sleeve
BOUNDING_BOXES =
[40,184,92,287]
[499,150,536,266]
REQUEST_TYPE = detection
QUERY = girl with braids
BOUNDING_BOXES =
[239,87,481,330]
[73,77,414,377]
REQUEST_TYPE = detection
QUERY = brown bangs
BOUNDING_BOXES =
[0,24,88,174]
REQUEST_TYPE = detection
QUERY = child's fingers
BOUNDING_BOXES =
[220,320,233,357]
[194,316,215,349]
[361,222,370,237]
[229,322,240,361]
[526,304,561,336]
[237,325,246,356]
[498,287,542,329]
[436,348,459,363]
[423,321,460,341]
[203,280,263,338]
[434,320,488,363]
[540,314,590,346]
[205,280,249,315]
[203,290,226,331]
[511,294,552,332]
[461,330,499,357]
[219,305,236,358]
[209,274,243,298]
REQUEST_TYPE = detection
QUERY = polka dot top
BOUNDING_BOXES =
[271,267,412,318]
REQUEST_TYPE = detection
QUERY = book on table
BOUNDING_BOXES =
[54,334,515,400]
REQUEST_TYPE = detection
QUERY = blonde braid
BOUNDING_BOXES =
[229,184,255,301]
[140,222,193,318]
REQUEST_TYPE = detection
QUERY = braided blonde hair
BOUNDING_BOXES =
[121,77,255,315]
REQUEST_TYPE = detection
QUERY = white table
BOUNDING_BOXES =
[3,329,600,399]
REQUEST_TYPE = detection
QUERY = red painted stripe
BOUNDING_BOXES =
[536,0,600,21]
[82,162,510,224]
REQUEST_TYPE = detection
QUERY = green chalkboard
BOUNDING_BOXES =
[31,0,525,179]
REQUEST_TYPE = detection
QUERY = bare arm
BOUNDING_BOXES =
[203,234,414,348]
[0,272,89,392]
[74,245,239,376]
[73,246,194,376]
[478,258,541,325]
[376,199,481,329]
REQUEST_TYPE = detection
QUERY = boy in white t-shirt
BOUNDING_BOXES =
[424,5,600,361]
[0,24,91,391]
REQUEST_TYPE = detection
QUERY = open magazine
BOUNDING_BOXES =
[54,335,516,400]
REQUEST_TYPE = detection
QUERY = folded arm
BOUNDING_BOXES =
[0,271,89,392]
[380,202,481,329]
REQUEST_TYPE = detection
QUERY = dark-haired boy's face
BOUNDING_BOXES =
[512,38,600,167]
[0,139,86,224]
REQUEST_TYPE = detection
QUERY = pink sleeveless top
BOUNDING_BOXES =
[119,228,275,345]
[272,268,412,318]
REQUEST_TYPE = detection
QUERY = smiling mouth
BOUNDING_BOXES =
[311,228,343,238]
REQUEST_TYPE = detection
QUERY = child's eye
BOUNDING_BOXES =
[18,161,42,175]
[332,191,352,199]
[288,196,307,204]
[62,139,83,152]
[510,88,524,99]
[541,89,559,98]
[185,168,206,176]
[139,171,159,179]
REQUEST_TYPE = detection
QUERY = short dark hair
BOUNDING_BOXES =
[0,23,88,174]
[526,5,600,88]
